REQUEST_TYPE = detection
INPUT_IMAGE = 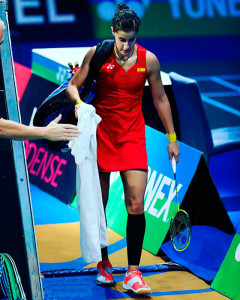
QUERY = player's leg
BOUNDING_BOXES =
[120,169,151,294]
[96,172,114,286]
[99,171,110,261]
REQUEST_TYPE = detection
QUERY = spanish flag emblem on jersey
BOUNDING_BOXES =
[137,68,146,72]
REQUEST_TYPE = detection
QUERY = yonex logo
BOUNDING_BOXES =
[109,167,183,223]
[235,243,240,262]
[144,167,183,222]
[107,64,115,70]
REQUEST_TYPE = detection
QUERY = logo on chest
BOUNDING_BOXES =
[106,64,115,70]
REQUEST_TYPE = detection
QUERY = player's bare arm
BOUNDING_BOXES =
[146,51,180,162]
[0,115,80,141]
[66,46,96,104]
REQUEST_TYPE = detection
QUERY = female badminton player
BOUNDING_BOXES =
[67,3,180,295]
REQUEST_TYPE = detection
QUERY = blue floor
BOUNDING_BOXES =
[193,74,240,130]
[42,274,213,300]
[30,184,79,226]
[161,226,234,282]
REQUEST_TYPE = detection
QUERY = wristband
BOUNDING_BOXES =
[76,99,83,104]
[166,132,177,142]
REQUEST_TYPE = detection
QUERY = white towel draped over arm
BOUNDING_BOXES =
[69,103,108,263]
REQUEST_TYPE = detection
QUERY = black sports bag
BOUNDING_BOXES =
[33,39,114,151]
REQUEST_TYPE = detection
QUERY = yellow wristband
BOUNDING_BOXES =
[76,99,83,104]
[166,132,177,142]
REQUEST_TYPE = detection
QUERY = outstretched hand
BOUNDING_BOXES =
[45,114,80,141]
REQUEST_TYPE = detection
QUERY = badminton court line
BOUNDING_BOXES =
[201,95,240,117]
[192,74,240,81]
[203,91,240,97]
[211,77,240,93]
[105,288,214,299]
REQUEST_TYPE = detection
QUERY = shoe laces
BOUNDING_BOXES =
[127,270,144,284]
[135,270,142,277]
[128,270,142,276]
[98,260,112,275]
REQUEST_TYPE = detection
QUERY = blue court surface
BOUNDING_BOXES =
[194,74,240,130]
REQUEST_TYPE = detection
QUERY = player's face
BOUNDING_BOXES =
[112,28,137,57]
[0,29,4,50]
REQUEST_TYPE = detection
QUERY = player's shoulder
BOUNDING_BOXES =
[86,46,97,58]
[146,50,160,73]
[136,43,159,66]
[146,50,159,65]
[82,46,97,65]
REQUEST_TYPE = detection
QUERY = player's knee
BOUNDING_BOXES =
[126,197,144,214]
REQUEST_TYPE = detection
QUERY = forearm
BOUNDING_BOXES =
[66,48,94,105]
[0,119,46,140]
[66,83,82,104]
[154,96,175,134]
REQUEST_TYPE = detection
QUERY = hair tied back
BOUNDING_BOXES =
[112,2,141,33]
[118,3,129,11]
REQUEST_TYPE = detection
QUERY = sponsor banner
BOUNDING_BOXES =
[8,0,93,41]
[106,126,202,254]
[32,47,92,85]
[24,140,76,204]
[90,0,240,39]
[8,0,240,42]
[211,225,240,299]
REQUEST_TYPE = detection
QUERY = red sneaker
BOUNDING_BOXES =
[123,270,152,294]
[96,260,114,286]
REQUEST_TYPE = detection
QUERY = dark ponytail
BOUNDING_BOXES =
[112,3,140,33]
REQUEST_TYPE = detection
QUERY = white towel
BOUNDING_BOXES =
[69,103,108,263]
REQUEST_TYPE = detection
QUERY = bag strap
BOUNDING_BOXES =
[82,39,114,89]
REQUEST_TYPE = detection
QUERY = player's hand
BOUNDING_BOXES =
[45,114,80,141]
[168,141,180,163]
[75,104,81,119]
